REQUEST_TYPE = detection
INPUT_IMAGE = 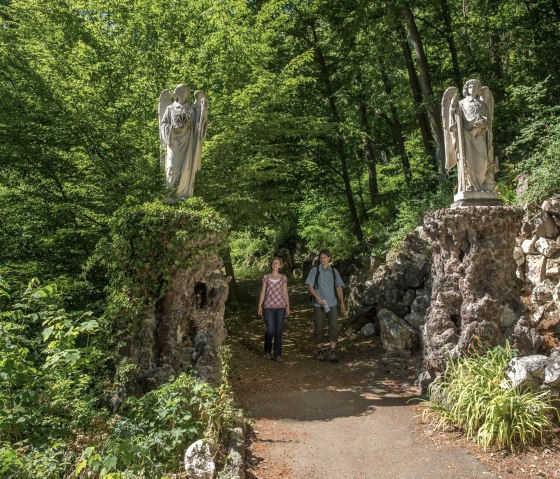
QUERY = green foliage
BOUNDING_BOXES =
[383,184,454,252]
[98,198,227,333]
[0,277,111,478]
[76,361,236,478]
[421,343,558,451]
[502,79,560,208]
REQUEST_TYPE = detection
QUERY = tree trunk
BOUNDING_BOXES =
[312,26,364,243]
[356,73,379,207]
[440,0,462,88]
[399,27,436,165]
[380,65,412,186]
[401,3,446,181]
[223,247,241,303]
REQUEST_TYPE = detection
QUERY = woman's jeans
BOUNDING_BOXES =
[263,308,286,357]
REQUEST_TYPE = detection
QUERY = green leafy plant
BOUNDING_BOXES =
[420,342,558,451]
[76,347,237,478]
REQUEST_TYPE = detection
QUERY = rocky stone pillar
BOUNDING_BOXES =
[106,198,229,396]
[420,206,523,389]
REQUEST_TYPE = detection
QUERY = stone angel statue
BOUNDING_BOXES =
[442,79,497,195]
[159,84,209,201]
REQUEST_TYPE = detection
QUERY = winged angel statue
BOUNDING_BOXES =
[442,79,497,194]
[159,85,209,201]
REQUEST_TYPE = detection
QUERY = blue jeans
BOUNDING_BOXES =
[263,308,286,357]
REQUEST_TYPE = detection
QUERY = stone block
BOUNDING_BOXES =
[553,283,560,309]
[405,311,426,329]
[522,236,538,254]
[546,257,560,279]
[525,255,547,285]
[411,294,431,314]
[542,198,560,216]
[535,211,559,239]
[503,355,549,390]
[402,289,416,308]
[535,237,558,257]
[531,279,556,304]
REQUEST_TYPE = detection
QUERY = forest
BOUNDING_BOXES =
[1,0,560,477]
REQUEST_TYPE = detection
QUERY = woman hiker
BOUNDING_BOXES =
[257,257,290,362]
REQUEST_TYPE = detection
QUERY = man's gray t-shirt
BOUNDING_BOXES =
[305,264,344,308]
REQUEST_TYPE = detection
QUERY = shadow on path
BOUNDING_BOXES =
[226,279,496,479]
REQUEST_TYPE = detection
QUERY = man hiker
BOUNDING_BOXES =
[305,249,345,362]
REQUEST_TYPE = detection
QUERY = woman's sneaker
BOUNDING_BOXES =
[274,355,283,363]
[264,352,272,360]
[316,349,325,361]
[329,349,339,363]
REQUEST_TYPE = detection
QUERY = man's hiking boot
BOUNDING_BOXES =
[329,349,339,363]
[264,352,272,360]
[316,349,325,361]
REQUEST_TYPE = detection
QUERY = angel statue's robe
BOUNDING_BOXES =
[159,94,208,200]
[458,96,493,191]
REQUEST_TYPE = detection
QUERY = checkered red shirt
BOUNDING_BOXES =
[263,274,288,308]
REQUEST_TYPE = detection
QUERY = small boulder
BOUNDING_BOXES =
[531,279,556,304]
[377,308,419,357]
[499,304,518,328]
[503,355,549,390]
[544,350,560,388]
[535,211,559,239]
[184,440,216,479]
[513,246,525,266]
[535,238,559,258]
[542,198,560,216]
[546,257,560,279]
[360,322,376,337]
[526,255,547,285]
[522,237,538,255]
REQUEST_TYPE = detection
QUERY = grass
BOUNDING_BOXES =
[420,342,558,452]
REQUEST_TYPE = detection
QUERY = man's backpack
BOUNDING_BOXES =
[310,264,337,302]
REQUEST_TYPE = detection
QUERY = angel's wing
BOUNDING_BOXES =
[481,86,493,123]
[158,89,173,136]
[481,86,495,165]
[192,90,209,172]
[158,89,173,167]
[442,86,459,169]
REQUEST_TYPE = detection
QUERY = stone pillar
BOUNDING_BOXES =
[420,206,523,389]
[107,199,229,396]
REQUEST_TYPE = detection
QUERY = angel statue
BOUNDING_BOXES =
[442,79,498,196]
[159,84,209,201]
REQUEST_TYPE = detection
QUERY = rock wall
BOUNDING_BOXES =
[347,227,432,356]
[421,206,523,387]
[348,197,560,390]
[515,196,560,351]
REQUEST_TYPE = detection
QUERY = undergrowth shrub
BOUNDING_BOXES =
[0,275,237,478]
[77,356,236,478]
[421,342,558,451]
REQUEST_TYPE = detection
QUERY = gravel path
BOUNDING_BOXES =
[228,281,497,479]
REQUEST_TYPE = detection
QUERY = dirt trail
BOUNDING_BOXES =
[228,280,496,479]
